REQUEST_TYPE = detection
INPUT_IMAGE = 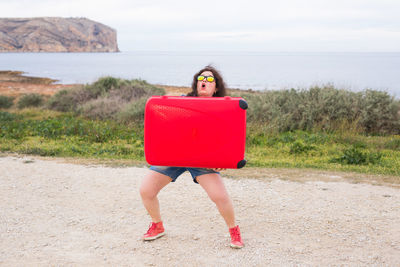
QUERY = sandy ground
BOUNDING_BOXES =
[0,81,76,98]
[0,71,77,99]
[0,156,399,266]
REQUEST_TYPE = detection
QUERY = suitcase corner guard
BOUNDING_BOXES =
[239,99,248,110]
[237,159,247,169]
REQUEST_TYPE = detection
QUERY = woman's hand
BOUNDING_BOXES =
[212,168,226,172]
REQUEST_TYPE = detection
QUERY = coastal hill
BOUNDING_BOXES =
[0,17,119,52]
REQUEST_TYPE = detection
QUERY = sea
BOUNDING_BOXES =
[1,51,399,97]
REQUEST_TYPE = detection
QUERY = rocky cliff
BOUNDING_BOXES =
[0,17,119,52]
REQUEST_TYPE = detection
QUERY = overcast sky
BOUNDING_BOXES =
[1,0,400,52]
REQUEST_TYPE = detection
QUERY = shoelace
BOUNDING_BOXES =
[146,223,157,234]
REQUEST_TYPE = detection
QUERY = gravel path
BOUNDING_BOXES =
[1,156,399,266]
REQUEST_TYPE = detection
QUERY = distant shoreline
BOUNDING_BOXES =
[0,70,256,97]
[0,70,191,97]
[1,70,398,100]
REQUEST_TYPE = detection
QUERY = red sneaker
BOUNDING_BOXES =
[229,225,244,248]
[142,221,165,241]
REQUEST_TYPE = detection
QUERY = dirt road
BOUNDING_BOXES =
[0,156,399,266]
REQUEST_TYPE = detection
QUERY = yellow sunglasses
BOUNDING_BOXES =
[197,75,215,82]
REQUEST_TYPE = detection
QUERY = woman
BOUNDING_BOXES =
[139,65,244,249]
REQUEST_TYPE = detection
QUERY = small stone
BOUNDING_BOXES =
[359,236,367,242]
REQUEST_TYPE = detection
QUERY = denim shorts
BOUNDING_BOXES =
[149,166,219,184]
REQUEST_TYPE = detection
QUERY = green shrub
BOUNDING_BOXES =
[0,95,14,109]
[279,132,296,143]
[367,152,383,164]
[108,81,165,100]
[246,131,270,146]
[78,97,126,120]
[237,86,400,134]
[352,141,367,149]
[17,94,44,109]
[47,89,79,112]
[0,111,20,122]
[85,77,164,100]
[88,76,123,97]
[116,97,148,124]
[337,146,368,165]
[47,77,165,123]
[300,132,330,145]
[330,146,383,165]
[384,137,400,150]
[240,86,363,132]
[93,76,120,89]
[0,112,26,139]
[289,140,315,154]
[358,90,400,134]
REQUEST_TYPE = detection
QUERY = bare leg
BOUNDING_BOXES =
[139,170,172,223]
[196,173,236,228]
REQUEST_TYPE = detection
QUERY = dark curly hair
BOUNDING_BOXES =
[187,65,227,97]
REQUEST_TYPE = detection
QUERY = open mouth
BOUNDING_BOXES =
[201,84,206,88]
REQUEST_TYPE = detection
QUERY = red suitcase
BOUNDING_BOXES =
[144,96,247,169]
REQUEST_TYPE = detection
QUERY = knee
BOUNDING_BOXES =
[139,185,157,200]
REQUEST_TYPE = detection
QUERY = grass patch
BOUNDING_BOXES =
[245,128,400,176]
[0,110,144,161]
